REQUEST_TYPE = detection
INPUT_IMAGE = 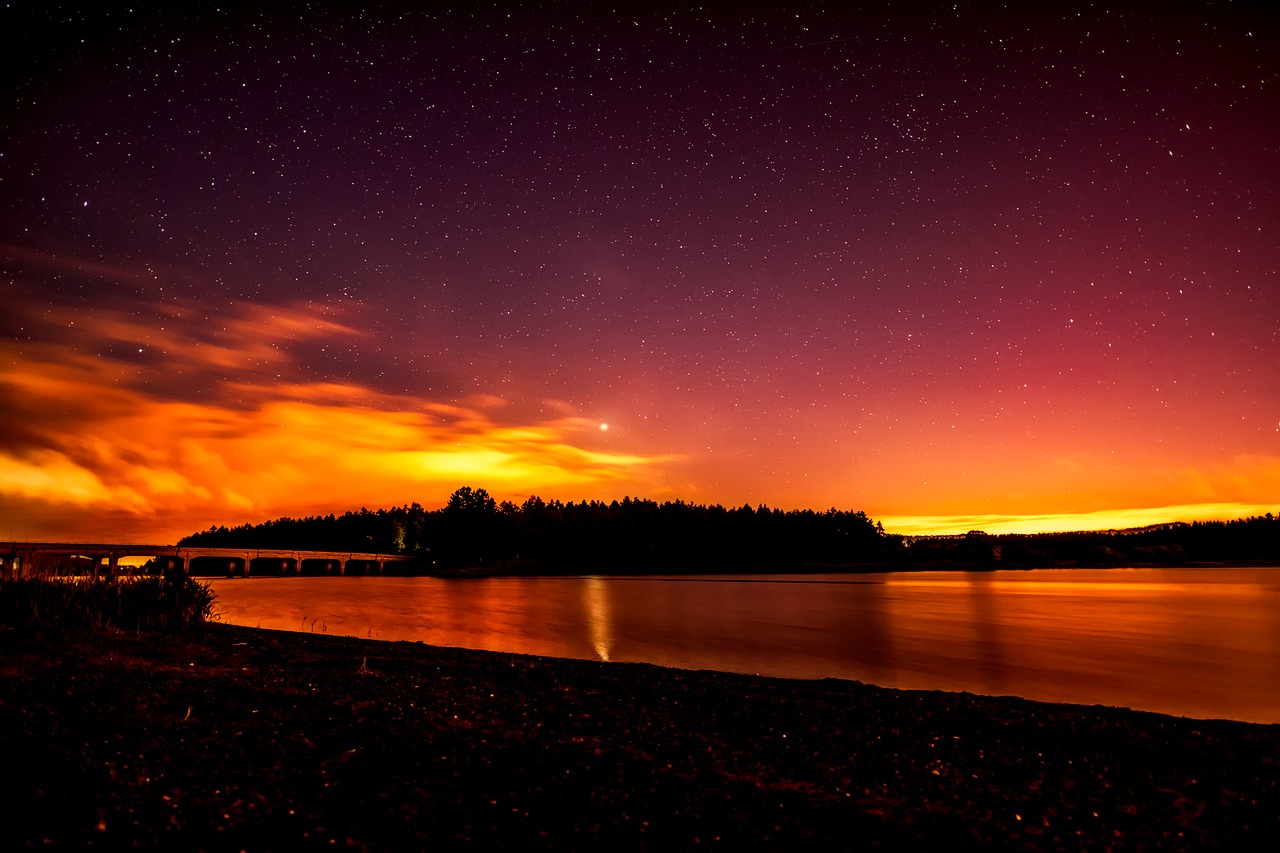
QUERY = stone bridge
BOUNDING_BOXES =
[0,542,419,578]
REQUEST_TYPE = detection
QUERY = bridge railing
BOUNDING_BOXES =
[1,542,421,578]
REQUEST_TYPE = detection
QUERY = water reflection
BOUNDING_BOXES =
[209,567,1280,723]
[826,580,896,685]
[966,572,1008,694]
[583,577,612,661]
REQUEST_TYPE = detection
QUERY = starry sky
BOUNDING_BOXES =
[2,1,1278,543]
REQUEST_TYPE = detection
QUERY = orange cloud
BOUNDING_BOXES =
[2,265,1275,543]
[0,381,675,541]
[0,298,675,542]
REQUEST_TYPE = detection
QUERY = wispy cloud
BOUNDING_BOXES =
[2,248,1275,542]
[0,296,675,541]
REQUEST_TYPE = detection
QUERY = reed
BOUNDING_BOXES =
[0,572,216,632]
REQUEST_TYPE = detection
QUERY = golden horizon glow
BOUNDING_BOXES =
[880,503,1279,537]
[1,293,1276,544]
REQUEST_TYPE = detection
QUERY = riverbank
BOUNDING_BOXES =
[2,624,1277,849]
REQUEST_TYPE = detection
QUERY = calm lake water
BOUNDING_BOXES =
[209,567,1280,724]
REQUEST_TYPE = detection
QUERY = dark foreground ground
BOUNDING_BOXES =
[2,624,1277,850]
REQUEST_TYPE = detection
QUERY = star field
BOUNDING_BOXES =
[1,1,1277,541]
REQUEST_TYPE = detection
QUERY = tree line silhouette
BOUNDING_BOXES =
[178,488,1279,572]
[179,487,896,571]
[988,513,1280,566]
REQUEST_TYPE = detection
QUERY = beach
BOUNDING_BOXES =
[3,623,1277,849]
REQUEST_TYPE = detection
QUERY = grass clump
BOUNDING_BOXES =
[0,573,217,633]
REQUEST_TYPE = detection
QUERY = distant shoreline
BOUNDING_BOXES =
[407,558,1280,579]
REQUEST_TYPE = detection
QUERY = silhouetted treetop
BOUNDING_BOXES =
[178,489,1278,571]
[179,486,899,570]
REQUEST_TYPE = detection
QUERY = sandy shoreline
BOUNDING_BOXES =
[3,623,1278,849]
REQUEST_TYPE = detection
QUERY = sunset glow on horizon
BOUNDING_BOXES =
[2,2,1276,544]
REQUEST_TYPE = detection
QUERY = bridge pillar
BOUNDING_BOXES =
[107,553,119,580]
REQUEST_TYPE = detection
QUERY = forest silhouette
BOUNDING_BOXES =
[178,487,1280,573]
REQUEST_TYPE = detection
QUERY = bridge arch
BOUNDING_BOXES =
[248,556,301,577]
[300,558,343,576]
[187,555,249,578]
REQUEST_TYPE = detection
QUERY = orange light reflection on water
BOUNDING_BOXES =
[210,567,1280,723]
